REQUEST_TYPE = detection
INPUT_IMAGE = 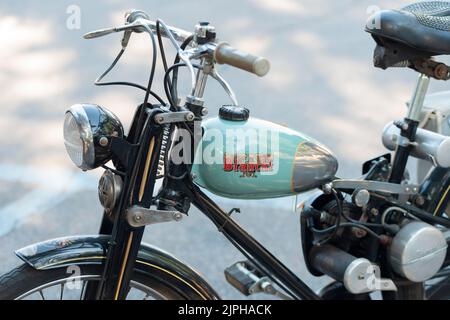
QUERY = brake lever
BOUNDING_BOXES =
[83,21,140,40]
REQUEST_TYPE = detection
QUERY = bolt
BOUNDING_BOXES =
[201,108,209,116]
[370,208,379,216]
[134,214,142,221]
[322,183,332,194]
[262,283,275,294]
[173,212,183,221]
[185,113,195,121]
[415,195,425,207]
[155,115,165,124]
[99,136,109,147]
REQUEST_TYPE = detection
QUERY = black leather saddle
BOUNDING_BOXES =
[366,1,450,78]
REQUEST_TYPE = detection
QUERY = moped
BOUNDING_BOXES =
[1,2,450,300]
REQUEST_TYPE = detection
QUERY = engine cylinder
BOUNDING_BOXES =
[309,245,374,294]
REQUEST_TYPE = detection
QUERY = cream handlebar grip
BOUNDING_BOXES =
[214,42,271,77]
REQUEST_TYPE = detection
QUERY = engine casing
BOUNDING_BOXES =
[389,221,447,282]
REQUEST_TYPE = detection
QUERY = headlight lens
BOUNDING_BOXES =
[63,104,124,171]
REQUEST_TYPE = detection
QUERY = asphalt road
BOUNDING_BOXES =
[1,0,448,299]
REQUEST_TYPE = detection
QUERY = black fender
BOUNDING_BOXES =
[15,235,220,300]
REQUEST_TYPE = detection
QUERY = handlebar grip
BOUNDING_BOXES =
[214,42,271,77]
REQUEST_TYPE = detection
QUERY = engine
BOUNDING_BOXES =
[301,191,448,295]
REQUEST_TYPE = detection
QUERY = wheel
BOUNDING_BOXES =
[0,263,195,300]
[396,283,425,300]
[318,282,371,300]
[425,267,450,300]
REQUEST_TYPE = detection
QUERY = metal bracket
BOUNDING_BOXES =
[331,180,419,195]
[126,205,183,228]
[109,137,139,170]
[153,111,195,124]
[248,276,292,300]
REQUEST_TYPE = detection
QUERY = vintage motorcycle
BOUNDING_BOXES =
[1,2,450,300]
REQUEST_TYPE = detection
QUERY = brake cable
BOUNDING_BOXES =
[94,48,165,106]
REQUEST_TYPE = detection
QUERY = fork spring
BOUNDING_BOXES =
[157,124,171,177]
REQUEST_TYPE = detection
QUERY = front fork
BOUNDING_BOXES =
[90,56,213,299]
[85,104,165,300]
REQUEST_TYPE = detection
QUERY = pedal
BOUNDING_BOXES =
[224,261,290,299]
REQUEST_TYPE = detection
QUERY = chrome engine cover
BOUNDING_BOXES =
[389,221,447,282]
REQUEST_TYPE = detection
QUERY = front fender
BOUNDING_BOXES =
[15,235,220,300]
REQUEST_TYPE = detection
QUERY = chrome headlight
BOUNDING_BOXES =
[63,104,124,171]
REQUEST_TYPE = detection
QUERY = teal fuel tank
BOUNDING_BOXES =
[191,107,338,199]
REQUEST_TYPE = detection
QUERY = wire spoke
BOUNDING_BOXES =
[142,293,151,300]
[15,275,165,300]
[79,281,88,300]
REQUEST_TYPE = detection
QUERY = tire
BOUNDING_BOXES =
[381,282,425,300]
[397,283,425,300]
[426,269,450,300]
[318,281,371,300]
[0,263,199,300]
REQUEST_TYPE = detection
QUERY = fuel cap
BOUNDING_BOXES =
[219,105,250,121]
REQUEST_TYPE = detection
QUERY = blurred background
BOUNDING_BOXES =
[0,0,448,299]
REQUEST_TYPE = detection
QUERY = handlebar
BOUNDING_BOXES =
[83,13,270,77]
[214,42,270,77]
[83,10,270,108]
[83,18,192,45]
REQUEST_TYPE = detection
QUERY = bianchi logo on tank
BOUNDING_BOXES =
[223,153,273,178]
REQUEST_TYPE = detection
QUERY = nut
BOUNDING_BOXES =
[434,63,449,80]
[99,136,109,147]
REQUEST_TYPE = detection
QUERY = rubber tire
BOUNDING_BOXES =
[382,283,425,300]
[397,283,425,300]
[426,274,450,300]
[319,282,371,300]
[0,263,192,300]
